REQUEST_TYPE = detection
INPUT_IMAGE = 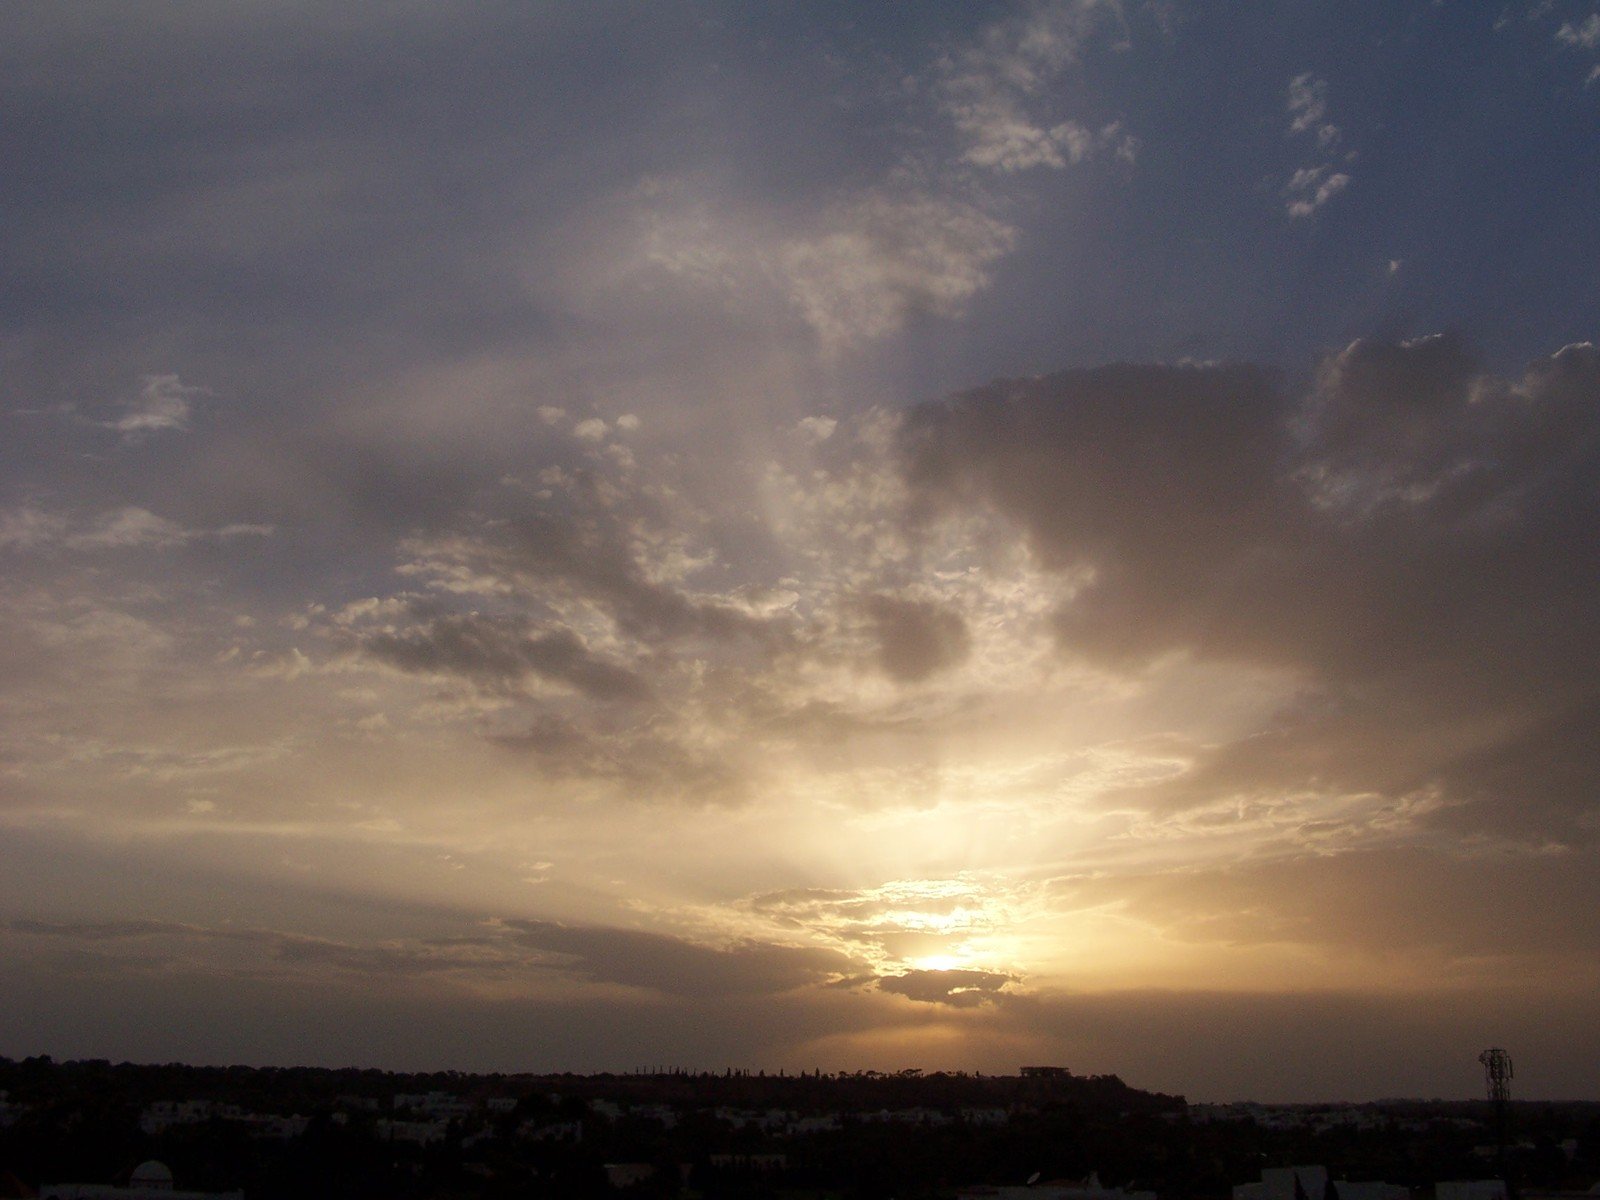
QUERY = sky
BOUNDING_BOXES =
[2,1,1599,1103]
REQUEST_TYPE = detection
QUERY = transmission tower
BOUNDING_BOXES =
[1479,1048,1514,1199]
[1480,1047,1513,1104]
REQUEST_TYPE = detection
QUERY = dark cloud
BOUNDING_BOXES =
[861,593,971,682]
[357,610,649,701]
[486,712,592,757]
[403,508,780,648]
[7,913,864,1000]
[746,887,988,927]
[1307,333,1480,476]
[487,713,753,806]
[878,968,1017,1008]
[6,918,500,980]
[503,919,861,997]
[901,341,1600,844]
[266,934,503,979]
[10,918,192,941]
[902,360,1292,671]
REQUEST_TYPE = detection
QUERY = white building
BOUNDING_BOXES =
[1437,1182,1508,1200]
[787,1114,842,1134]
[960,1107,1011,1127]
[391,1091,472,1119]
[958,1173,1155,1200]
[376,1118,450,1144]
[1191,1103,1263,1124]
[518,1118,582,1142]
[139,1102,212,1134]
[1335,1183,1409,1200]
[40,1160,242,1200]
[603,1164,657,1188]
[631,1102,679,1128]
[245,1113,309,1140]
[1237,1167,1331,1200]
[1235,1166,1411,1200]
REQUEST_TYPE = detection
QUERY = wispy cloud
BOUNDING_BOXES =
[1556,13,1600,48]
[779,193,1019,354]
[1285,165,1351,218]
[105,374,207,439]
[631,2,1133,355]
[1554,13,1600,82]
[0,505,273,552]
[940,1,1133,172]
[1286,72,1336,141]
[1284,73,1351,216]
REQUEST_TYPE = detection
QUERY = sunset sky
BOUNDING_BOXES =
[3,1,1600,1102]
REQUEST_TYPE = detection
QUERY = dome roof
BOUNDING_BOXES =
[130,1160,174,1187]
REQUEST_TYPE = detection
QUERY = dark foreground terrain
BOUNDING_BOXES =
[1,1056,1596,1199]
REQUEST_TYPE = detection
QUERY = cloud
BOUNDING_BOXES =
[742,878,1019,976]
[630,3,1131,356]
[215,522,276,539]
[65,506,192,550]
[940,1,1126,172]
[488,715,754,806]
[0,506,270,552]
[779,193,1019,355]
[1284,74,1350,216]
[1554,15,1600,82]
[106,374,206,439]
[354,609,650,702]
[279,402,1024,811]
[0,507,68,550]
[6,917,527,983]
[878,967,1017,1007]
[12,918,192,941]
[396,508,772,646]
[1285,166,1350,218]
[899,340,1600,847]
[861,594,972,682]
[503,919,861,997]
[1286,73,1329,135]
[796,415,838,443]
[0,505,191,552]
[631,170,1025,361]
[6,914,867,998]
[1556,14,1600,48]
